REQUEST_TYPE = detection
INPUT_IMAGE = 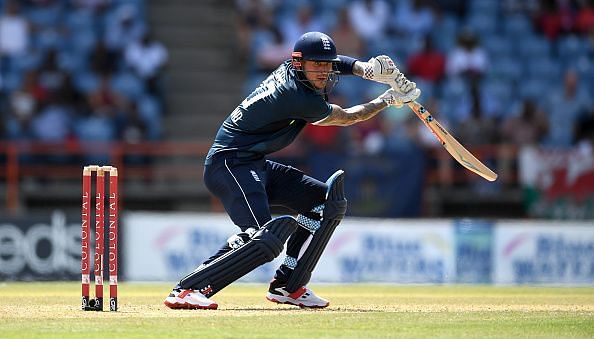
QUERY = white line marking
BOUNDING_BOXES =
[225,159,260,227]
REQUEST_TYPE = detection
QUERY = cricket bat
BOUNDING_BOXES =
[406,100,498,182]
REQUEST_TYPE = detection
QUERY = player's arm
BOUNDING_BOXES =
[314,101,387,127]
[314,88,420,127]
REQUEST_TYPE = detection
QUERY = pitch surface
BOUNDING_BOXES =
[0,283,592,338]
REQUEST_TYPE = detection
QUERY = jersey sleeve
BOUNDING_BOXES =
[336,55,358,76]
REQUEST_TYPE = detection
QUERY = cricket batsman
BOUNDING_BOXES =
[164,31,420,309]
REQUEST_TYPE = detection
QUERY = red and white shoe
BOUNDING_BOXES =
[266,279,329,308]
[164,289,218,310]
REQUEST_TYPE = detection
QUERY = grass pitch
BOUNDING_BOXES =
[0,283,592,338]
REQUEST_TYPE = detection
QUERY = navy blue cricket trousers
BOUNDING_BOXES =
[202,154,327,279]
[204,154,327,230]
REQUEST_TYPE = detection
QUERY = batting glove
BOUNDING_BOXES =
[378,87,421,108]
[391,72,417,95]
[362,55,399,84]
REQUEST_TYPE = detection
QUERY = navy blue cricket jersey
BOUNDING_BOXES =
[205,61,332,164]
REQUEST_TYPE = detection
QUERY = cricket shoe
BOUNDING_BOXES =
[164,289,218,310]
[266,279,329,308]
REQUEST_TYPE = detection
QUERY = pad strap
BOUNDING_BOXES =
[296,205,323,232]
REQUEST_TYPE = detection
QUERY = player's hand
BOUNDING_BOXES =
[391,72,417,96]
[361,55,399,84]
[378,87,421,108]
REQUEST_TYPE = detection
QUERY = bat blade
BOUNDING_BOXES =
[407,101,498,182]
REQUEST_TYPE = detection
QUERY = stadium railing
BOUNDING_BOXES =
[0,141,518,215]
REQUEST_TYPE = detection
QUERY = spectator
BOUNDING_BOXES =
[5,71,46,140]
[75,75,119,144]
[0,0,30,59]
[90,41,119,76]
[87,73,126,118]
[407,35,446,83]
[446,30,492,129]
[0,0,161,148]
[456,100,498,146]
[392,0,435,38]
[58,73,87,113]
[30,93,73,143]
[12,70,47,110]
[502,99,548,146]
[576,103,594,150]
[120,101,148,144]
[38,49,68,94]
[255,27,292,74]
[74,98,117,164]
[236,0,275,60]
[280,3,325,45]
[545,69,592,147]
[241,9,277,90]
[348,0,390,43]
[331,7,366,58]
[575,0,594,34]
[537,0,575,41]
[75,101,116,142]
[119,101,151,165]
[446,29,488,78]
[104,4,145,53]
[236,0,270,22]
[124,30,168,97]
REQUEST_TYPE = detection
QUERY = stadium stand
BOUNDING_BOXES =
[1,0,593,218]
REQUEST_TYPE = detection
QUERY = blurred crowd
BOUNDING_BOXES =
[2,0,594,165]
[0,0,167,149]
[236,0,594,158]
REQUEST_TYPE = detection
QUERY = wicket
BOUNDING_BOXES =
[81,165,119,312]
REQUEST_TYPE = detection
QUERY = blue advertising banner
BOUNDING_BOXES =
[125,213,456,283]
[495,222,594,284]
[455,219,494,283]
[326,219,455,283]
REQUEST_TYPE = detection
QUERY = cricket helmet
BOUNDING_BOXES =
[291,32,340,94]
[292,31,340,65]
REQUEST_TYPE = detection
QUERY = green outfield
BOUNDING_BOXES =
[0,283,592,338]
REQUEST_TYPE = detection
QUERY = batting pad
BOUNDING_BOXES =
[179,216,298,297]
[287,170,347,292]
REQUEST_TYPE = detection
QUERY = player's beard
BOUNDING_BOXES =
[312,78,328,89]
[299,70,339,95]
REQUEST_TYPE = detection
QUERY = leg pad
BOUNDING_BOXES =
[286,170,347,292]
[179,216,298,297]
